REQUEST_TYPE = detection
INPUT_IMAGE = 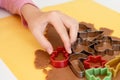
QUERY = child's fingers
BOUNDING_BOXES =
[59,12,79,43]
[69,24,79,43]
[33,31,53,54]
[48,12,71,53]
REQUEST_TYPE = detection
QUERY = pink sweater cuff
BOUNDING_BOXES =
[0,0,37,26]
[0,0,34,14]
[20,3,38,27]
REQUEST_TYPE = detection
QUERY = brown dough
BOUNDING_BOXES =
[95,75,106,80]
[99,28,113,36]
[80,22,96,30]
[75,44,89,52]
[34,23,120,80]
[113,71,120,80]
[34,50,50,69]
[54,53,66,61]
[46,66,85,80]
[45,24,64,50]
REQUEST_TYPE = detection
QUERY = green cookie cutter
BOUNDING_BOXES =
[85,68,112,80]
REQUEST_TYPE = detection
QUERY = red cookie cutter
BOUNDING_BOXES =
[50,47,69,68]
[84,55,106,69]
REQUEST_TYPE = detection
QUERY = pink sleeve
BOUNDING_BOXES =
[0,0,36,26]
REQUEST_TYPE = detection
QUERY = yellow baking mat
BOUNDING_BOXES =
[0,0,120,80]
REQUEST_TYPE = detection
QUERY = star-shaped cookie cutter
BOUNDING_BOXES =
[85,68,112,80]
[72,38,95,56]
[50,47,69,68]
[69,53,88,78]
[84,55,106,69]
[105,56,120,77]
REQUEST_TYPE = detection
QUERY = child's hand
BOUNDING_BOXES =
[21,4,79,54]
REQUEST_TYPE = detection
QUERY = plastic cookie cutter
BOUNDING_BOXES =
[69,53,88,78]
[72,38,95,56]
[94,36,115,56]
[85,68,112,80]
[50,47,69,68]
[105,56,120,77]
[84,55,107,69]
